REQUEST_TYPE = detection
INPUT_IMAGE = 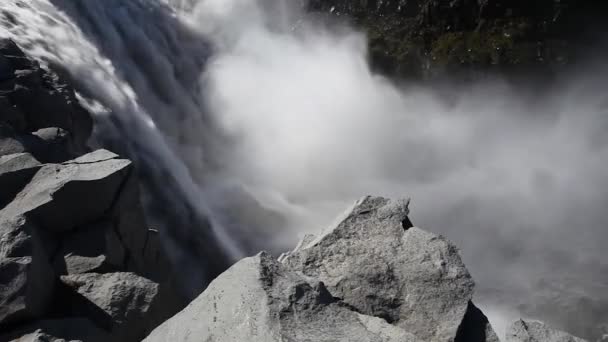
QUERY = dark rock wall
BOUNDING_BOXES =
[0,39,184,341]
[308,0,608,79]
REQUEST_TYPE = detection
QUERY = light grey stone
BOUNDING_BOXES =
[144,252,420,342]
[281,196,495,342]
[506,319,588,342]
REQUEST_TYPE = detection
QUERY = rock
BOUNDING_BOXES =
[146,196,498,342]
[144,252,420,342]
[108,164,170,283]
[0,149,132,233]
[0,124,27,157]
[0,256,54,327]
[0,153,40,208]
[0,318,109,342]
[60,272,167,342]
[281,196,496,342]
[506,319,589,342]
[52,221,126,275]
[0,217,56,327]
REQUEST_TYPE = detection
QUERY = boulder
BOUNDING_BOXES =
[0,318,109,342]
[144,252,420,342]
[59,272,168,342]
[0,153,40,208]
[0,256,54,327]
[145,196,498,342]
[52,221,126,275]
[506,319,589,342]
[281,196,498,342]
[0,217,56,327]
[0,149,132,233]
[0,39,92,148]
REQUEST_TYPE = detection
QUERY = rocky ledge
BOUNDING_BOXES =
[144,196,591,342]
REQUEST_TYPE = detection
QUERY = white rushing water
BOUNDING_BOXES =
[1,0,607,337]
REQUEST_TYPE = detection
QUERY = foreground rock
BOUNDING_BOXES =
[145,252,419,342]
[507,319,588,342]
[145,196,499,342]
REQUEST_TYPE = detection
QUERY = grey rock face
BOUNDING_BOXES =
[507,319,589,342]
[144,252,420,342]
[0,256,54,327]
[0,39,92,152]
[0,149,131,233]
[146,196,498,342]
[281,196,494,342]
[0,318,109,342]
[60,272,165,342]
[53,221,125,275]
[0,40,181,341]
[0,153,40,207]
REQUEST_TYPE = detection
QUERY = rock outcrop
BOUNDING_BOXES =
[507,319,589,342]
[145,196,499,342]
[0,39,181,342]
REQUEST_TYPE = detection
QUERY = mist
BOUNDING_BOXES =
[2,0,607,339]
[191,0,608,337]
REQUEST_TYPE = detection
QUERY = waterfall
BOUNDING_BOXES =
[2,0,608,335]
[0,0,245,295]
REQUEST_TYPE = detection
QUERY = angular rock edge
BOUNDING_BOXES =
[144,196,499,342]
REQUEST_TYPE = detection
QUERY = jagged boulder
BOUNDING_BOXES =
[144,252,420,342]
[59,272,167,342]
[0,149,131,233]
[145,196,498,342]
[506,319,589,342]
[281,196,497,342]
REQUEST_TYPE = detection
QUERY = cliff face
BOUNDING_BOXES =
[0,39,184,342]
[308,0,608,79]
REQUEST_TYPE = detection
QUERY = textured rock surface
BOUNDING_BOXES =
[308,0,608,79]
[0,153,40,207]
[282,196,496,342]
[507,319,588,342]
[145,252,420,342]
[146,196,498,342]
[60,272,165,341]
[0,256,54,327]
[0,318,109,342]
[0,149,131,233]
